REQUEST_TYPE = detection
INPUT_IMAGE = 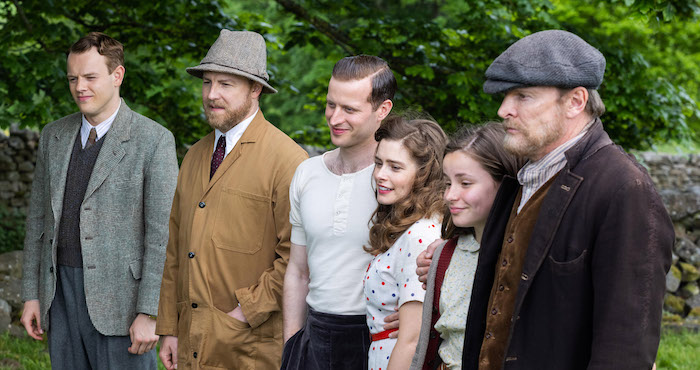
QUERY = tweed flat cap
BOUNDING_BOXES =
[187,29,277,94]
[483,30,605,94]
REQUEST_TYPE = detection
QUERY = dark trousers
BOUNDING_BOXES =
[281,308,370,370]
[48,265,156,370]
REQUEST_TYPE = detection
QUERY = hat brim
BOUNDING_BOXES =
[186,63,277,94]
[483,79,525,95]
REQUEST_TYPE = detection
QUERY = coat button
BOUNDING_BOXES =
[491,308,498,315]
[502,259,507,266]
[192,303,198,308]
[49,267,54,273]
[430,331,437,339]
[198,202,205,208]
[188,252,195,258]
[485,332,492,339]
[193,352,197,358]
[498,285,504,291]
[507,236,514,243]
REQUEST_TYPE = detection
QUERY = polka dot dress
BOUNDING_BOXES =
[364,216,442,370]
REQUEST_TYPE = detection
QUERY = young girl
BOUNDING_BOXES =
[364,115,447,370]
[411,122,524,370]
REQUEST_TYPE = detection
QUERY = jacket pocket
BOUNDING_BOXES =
[200,307,257,369]
[547,249,587,276]
[212,188,270,254]
[129,259,142,280]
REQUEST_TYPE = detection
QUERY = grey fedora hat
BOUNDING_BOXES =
[483,30,605,94]
[187,29,277,94]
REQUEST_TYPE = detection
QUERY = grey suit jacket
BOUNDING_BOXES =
[21,100,178,336]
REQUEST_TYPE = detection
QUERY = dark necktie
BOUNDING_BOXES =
[210,135,226,179]
[85,128,97,149]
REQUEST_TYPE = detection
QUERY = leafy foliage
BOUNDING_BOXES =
[0,205,25,254]
[273,0,700,149]
[1,0,698,152]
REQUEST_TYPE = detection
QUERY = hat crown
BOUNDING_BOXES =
[483,29,606,94]
[200,30,269,81]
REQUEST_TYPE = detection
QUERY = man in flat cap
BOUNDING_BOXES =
[20,32,177,369]
[156,29,307,370]
[417,30,674,369]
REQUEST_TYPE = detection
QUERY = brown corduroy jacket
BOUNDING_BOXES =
[462,119,674,370]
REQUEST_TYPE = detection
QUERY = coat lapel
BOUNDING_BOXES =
[83,101,129,201]
[203,110,266,193]
[50,115,81,226]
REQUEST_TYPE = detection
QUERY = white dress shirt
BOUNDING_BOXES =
[80,100,121,149]
[213,109,258,158]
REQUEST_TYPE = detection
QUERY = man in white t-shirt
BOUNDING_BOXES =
[281,55,396,370]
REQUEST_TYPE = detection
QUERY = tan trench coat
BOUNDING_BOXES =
[156,111,307,369]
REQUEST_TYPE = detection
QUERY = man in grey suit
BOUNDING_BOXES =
[20,32,178,369]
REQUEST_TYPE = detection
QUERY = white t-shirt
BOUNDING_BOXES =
[364,216,442,370]
[289,152,377,315]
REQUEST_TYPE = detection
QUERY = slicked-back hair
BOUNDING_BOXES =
[69,32,124,74]
[332,55,397,110]
[365,114,447,256]
[441,121,526,240]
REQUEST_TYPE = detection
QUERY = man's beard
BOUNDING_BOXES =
[204,93,253,133]
[503,112,564,160]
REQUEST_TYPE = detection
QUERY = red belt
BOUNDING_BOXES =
[371,328,398,341]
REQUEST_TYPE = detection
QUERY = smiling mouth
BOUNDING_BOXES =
[377,185,393,194]
[449,207,466,214]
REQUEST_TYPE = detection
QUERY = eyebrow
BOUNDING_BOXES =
[326,97,360,110]
[67,73,98,78]
[382,158,406,167]
[444,172,474,180]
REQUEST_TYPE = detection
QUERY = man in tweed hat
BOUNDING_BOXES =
[417,30,674,369]
[156,29,307,369]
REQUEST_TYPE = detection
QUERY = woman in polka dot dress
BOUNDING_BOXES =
[363,115,447,370]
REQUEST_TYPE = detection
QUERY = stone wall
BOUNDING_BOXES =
[0,126,38,214]
[640,153,700,323]
[1,129,699,333]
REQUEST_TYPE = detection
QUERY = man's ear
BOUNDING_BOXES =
[375,99,393,121]
[251,82,263,99]
[564,87,587,118]
[112,65,125,87]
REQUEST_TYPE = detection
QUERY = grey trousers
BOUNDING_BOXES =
[48,265,156,370]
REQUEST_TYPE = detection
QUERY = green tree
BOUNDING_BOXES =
[272,0,700,149]
[1,0,698,151]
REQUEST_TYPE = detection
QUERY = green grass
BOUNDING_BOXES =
[0,332,167,370]
[0,332,49,370]
[1,329,699,369]
[656,329,700,370]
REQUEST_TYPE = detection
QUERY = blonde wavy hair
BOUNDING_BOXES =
[365,115,447,256]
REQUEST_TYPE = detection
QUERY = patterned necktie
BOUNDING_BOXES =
[85,128,97,149]
[210,135,226,179]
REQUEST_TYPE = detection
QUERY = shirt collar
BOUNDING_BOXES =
[214,108,258,157]
[457,233,480,252]
[80,100,121,147]
[517,119,595,187]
